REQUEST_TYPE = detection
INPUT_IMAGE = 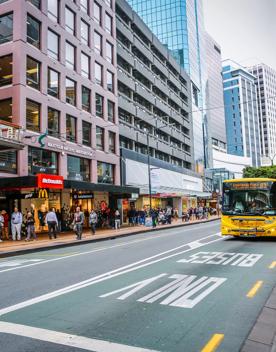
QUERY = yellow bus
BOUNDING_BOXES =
[221,178,276,237]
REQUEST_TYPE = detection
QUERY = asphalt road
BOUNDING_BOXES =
[0,220,276,352]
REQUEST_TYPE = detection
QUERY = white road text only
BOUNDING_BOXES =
[178,252,263,267]
[100,274,227,308]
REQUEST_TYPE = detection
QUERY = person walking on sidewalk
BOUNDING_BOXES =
[89,209,98,235]
[1,210,9,240]
[0,212,4,242]
[11,207,22,241]
[25,211,36,241]
[114,209,121,230]
[73,207,84,240]
[45,208,58,239]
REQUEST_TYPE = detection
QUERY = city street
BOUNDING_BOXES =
[0,220,275,351]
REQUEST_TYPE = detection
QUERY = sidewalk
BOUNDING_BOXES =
[0,216,220,257]
[241,287,276,352]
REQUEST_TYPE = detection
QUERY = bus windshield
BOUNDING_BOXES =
[222,182,276,216]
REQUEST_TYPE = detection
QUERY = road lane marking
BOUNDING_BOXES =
[0,233,222,316]
[0,322,159,352]
[0,223,220,274]
[246,281,263,298]
[201,334,224,352]
[269,261,276,269]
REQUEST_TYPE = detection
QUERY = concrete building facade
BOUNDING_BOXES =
[222,60,261,167]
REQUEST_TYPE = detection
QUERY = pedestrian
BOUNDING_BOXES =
[114,209,121,230]
[0,212,4,242]
[151,208,158,228]
[89,209,98,235]
[45,208,58,239]
[25,211,36,241]
[56,209,62,232]
[1,210,9,240]
[73,207,84,240]
[165,206,172,224]
[11,207,23,241]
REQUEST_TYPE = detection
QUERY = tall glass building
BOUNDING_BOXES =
[126,0,211,171]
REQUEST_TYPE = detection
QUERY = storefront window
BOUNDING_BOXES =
[26,99,40,132]
[66,114,76,142]
[107,100,115,122]
[48,68,59,98]
[0,54,12,87]
[26,56,40,90]
[96,93,103,118]
[108,131,115,153]
[82,121,91,146]
[27,14,40,49]
[97,162,114,184]
[0,13,13,44]
[0,98,12,122]
[48,107,59,137]
[67,155,90,182]
[0,150,17,173]
[96,126,104,150]
[82,86,90,112]
[65,77,76,105]
[28,147,58,175]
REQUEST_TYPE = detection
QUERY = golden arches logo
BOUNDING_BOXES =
[38,189,48,199]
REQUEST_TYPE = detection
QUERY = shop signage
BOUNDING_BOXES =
[72,193,94,200]
[0,123,22,142]
[38,189,48,199]
[37,174,64,189]
[47,142,95,158]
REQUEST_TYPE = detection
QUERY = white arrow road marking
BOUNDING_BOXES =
[0,322,159,352]
[0,233,222,317]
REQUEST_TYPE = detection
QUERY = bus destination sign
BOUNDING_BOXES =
[226,182,271,190]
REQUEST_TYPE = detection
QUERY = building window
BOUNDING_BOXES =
[0,13,13,44]
[106,41,113,63]
[105,0,112,8]
[94,2,101,25]
[26,99,40,132]
[96,126,104,150]
[80,0,88,13]
[81,20,89,46]
[65,77,76,106]
[47,29,59,60]
[48,107,59,138]
[26,56,40,90]
[65,7,75,35]
[95,93,103,118]
[82,86,91,112]
[48,0,59,23]
[94,31,102,55]
[27,14,40,49]
[95,62,102,86]
[0,98,12,123]
[65,42,75,70]
[47,68,59,98]
[108,131,115,153]
[28,147,58,175]
[82,120,91,146]
[105,13,112,35]
[27,0,40,9]
[107,100,115,122]
[0,151,17,174]
[81,52,90,78]
[107,70,114,92]
[67,155,90,182]
[97,162,114,184]
[0,54,12,87]
[66,114,76,142]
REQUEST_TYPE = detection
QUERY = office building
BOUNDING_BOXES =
[249,63,276,165]
[116,0,206,216]
[222,60,261,167]
[0,0,138,226]
[205,33,226,151]
[126,0,210,171]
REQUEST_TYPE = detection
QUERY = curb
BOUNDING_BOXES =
[0,218,220,258]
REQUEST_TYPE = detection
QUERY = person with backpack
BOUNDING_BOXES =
[89,209,98,235]
[73,207,84,240]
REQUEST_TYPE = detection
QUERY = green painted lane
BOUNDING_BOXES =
[1,236,276,352]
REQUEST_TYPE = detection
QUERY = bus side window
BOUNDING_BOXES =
[271,183,276,208]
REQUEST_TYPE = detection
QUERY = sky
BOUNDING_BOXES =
[202,0,276,70]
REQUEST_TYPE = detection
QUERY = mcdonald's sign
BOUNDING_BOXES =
[38,189,48,199]
[37,174,64,189]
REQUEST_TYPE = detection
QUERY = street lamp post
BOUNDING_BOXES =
[146,133,152,211]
